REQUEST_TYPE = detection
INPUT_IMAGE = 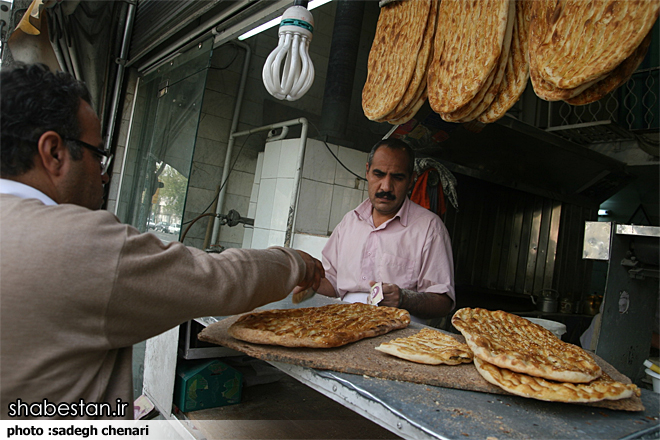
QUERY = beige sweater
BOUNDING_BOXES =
[0,194,306,419]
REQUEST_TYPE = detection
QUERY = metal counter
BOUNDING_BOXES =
[196,295,660,440]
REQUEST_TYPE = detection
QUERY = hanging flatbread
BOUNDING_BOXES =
[532,0,660,90]
[362,0,432,121]
[452,308,602,383]
[528,0,603,101]
[388,86,428,125]
[478,0,533,123]
[450,0,516,123]
[428,0,511,114]
[474,357,640,404]
[378,0,437,123]
[565,29,653,106]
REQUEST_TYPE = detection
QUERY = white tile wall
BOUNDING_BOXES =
[226,170,255,197]
[261,141,281,179]
[302,139,337,184]
[296,179,333,235]
[272,178,294,231]
[279,139,302,178]
[250,182,260,202]
[249,139,368,249]
[329,185,364,233]
[219,221,248,244]
[268,229,286,247]
[248,201,257,218]
[335,147,368,188]
[254,177,276,229]
[250,227,270,249]
[292,233,330,261]
[254,153,264,187]
[241,227,253,249]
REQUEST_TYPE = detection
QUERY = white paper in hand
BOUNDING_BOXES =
[368,282,384,306]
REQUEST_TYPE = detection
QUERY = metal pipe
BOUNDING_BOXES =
[210,41,251,245]
[203,185,221,249]
[111,75,140,215]
[211,117,309,248]
[230,118,308,139]
[284,121,309,248]
[106,0,136,152]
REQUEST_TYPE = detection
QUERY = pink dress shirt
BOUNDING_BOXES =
[322,197,455,311]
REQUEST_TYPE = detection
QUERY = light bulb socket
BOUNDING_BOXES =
[293,0,309,8]
[279,4,314,39]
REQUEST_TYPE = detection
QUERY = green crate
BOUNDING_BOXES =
[173,359,242,412]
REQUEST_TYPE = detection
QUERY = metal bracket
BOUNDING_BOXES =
[157,80,169,98]
[618,291,630,314]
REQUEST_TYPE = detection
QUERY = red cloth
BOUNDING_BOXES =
[411,168,446,216]
[411,169,431,210]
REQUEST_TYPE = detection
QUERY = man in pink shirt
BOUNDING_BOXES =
[317,139,455,322]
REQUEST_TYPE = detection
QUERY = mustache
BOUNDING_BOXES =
[375,191,395,200]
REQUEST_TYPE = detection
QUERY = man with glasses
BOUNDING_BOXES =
[0,63,324,419]
[63,137,113,177]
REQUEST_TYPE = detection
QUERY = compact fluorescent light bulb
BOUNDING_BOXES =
[262,1,315,101]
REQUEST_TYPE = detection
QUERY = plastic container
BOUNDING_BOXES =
[523,317,567,339]
[645,368,660,393]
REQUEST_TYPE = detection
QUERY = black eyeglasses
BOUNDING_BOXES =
[63,138,113,176]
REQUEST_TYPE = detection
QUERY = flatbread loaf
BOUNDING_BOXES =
[428,0,511,114]
[565,29,653,106]
[441,0,515,123]
[474,357,640,403]
[375,328,473,365]
[528,0,603,101]
[362,0,431,121]
[452,308,602,383]
[228,302,410,348]
[533,0,660,90]
[478,0,533,123]
[378,0,437,124]
[388,86,428,125]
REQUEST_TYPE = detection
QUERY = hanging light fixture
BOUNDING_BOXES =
[262,0,315,101]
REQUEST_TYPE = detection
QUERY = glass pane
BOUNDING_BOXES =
[117,40,213,243]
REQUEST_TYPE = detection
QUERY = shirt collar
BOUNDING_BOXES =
[0,178,57,205]
[354,196,411,228]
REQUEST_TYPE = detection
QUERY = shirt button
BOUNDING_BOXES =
[362,276,366,280]
[368,252,371,256]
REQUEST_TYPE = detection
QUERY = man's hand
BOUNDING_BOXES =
[368,280,453,319]
[369,281,401,307]
[292,250,325,295]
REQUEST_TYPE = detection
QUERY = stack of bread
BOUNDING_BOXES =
[428,0,515,123]
[452,308,640,403]
[361,0,437,125]
[362,0,658,125]
[529,0,658,105]
[478,0,533,123]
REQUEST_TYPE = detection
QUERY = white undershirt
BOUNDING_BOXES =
[0,179,56,205]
